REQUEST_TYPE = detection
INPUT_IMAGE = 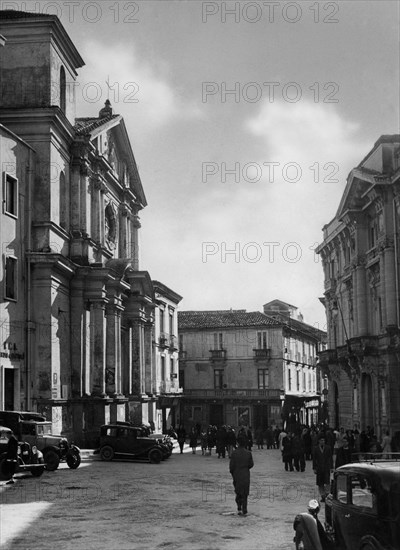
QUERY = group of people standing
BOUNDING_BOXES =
[279,422,398,503]
[174,424,254,457]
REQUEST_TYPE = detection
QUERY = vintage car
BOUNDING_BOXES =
[0,426,45,479]
[0,410,81,471]
[96,424,166,464]
[325,457,400,550]
[131,425,173,459]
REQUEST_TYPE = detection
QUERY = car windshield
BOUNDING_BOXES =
[36,423,52,435]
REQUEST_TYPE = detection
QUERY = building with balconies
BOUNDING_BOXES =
[178,303,325,431]
[316,135,400,437]
[153,281,183,432]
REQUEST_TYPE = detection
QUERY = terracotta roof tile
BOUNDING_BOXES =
[0,10,54,19]
[74,115,119,136]
[178,310,280,330]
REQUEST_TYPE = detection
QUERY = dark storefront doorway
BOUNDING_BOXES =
[4,368,14,410]
[254,403,268,430]
[209,404,223,426]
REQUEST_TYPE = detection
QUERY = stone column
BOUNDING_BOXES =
[80,161,91,236]
[70,279,83,397]
[119,205,128,258]
[128,319,145,396]
[131,210,141,270]
[83,307,91,396]
[106,304,123,396]
[144,321,153,394]
[70,158,81,231]
[384,244,397,326]
[355,260,368,336]
[90,176,102,243]
[89,300,107,397]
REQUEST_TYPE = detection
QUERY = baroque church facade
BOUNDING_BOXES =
[0,11,182,446]
[317,135,400,438]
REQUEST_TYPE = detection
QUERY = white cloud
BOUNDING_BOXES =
[75,40,202,129]
[154,101,371,326]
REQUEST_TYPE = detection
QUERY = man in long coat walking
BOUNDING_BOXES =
[229,434,254,515]
[313,435,333,502]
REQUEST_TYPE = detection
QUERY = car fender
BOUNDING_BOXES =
[359,535,385,550]
[69,444,80,455]
[42,445,61,456]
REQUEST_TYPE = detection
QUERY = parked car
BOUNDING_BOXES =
[0,426,45,479]
[96,424,166,464]
[129,425,173,459]
[325,457,400,549]
[0,411,81,471]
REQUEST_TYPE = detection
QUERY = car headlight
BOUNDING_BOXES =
[32,446,38,454]
[60,439,69,449]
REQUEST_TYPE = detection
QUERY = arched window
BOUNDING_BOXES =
[60,66,66,113]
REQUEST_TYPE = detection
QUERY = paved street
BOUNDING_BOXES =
[0,442,323,550]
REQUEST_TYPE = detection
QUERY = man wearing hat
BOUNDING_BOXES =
[293,499,332,550]
[229,433,254,516]
[313,435,333,502]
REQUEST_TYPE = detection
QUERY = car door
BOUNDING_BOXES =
[344,473,380,549]
[331,472,351,549]
[116,427,141,457]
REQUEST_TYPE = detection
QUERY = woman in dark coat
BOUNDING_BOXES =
[282,432,294,471]
[176,424,186,454]
[189,427,198,454]
[229,434,254,515]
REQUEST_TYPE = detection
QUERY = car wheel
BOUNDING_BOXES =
[0,458,13,481]
[100,446,114,461]
[148,448,162,464]
[44,450,60,471]
[31,457,45,477]
[66,453,81,469]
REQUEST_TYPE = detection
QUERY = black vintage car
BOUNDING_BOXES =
[96,424,166,464]
[0,426,45,479]
[0,411,81,471]
[325,457,400,550]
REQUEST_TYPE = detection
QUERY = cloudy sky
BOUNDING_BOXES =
[19,0,400,329]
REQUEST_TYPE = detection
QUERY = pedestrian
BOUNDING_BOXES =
[200,430,208,456]
[278,428,287,452]
[207,425,216,455]
[216,425,227,458]
[229,434,254,516]
[189,427,198,454]
[3,429,18,484]
[293,499,333,550]
[255,426,264,449]
[335,437,352,469]
[246,427,253,451]
[313,435,333,502]
[292,431,306,472]
[282,432,294,472]
[303,426,312,460]
[381,430,391,458]
[176,424,186,454]
[226,426,236,458]
[265,426,275,449]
